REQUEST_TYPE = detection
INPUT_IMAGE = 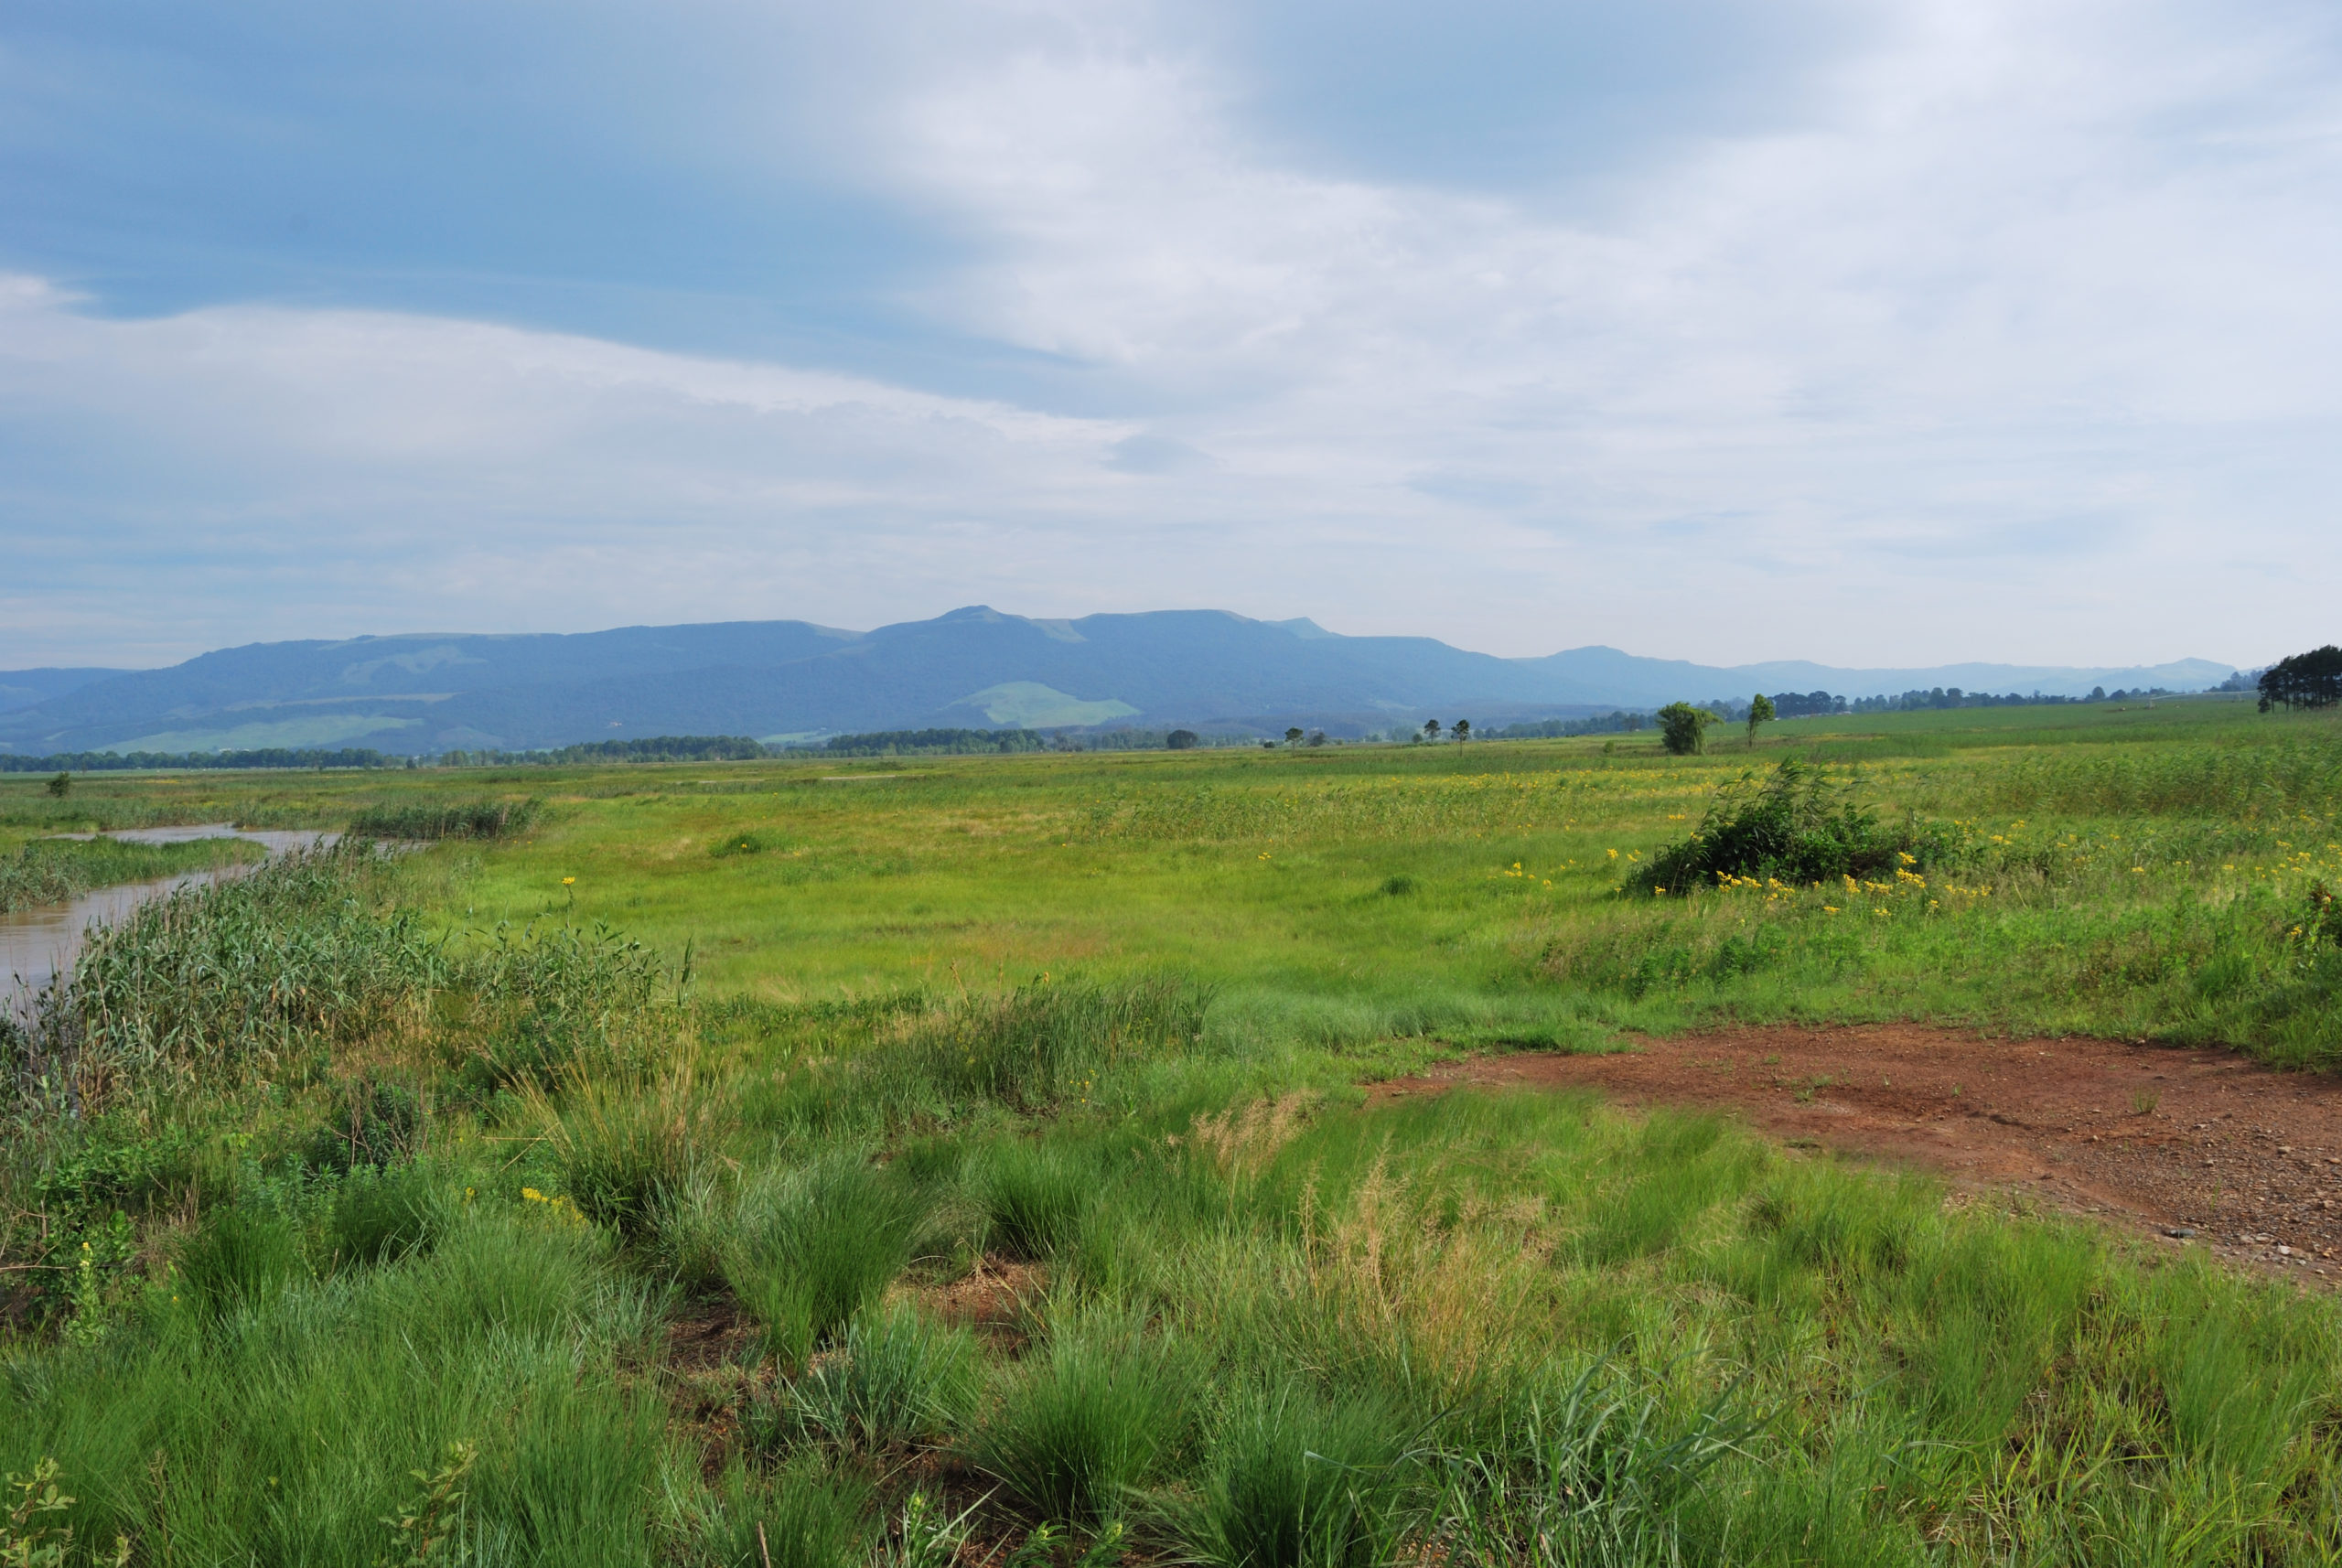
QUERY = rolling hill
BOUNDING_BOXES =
[0,607,2235,757]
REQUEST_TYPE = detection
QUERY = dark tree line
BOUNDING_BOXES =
[2259,647,2342,713]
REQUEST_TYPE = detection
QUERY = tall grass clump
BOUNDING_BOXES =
[905,977,1209,1112]
[973,1317,1189,1526]
[700,1457,871,1568]
[1633,760,1957,896]
[1176,1386,1413,1568]
[347,796,543,841]
[1431,1367,1756,1568]
[724,1153,924,1365]
[0,835,262,912]
[779,1304,982,1452]
[977,1140,1101,1260]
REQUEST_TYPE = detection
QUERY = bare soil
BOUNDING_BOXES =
[1372,1026,2342,1282]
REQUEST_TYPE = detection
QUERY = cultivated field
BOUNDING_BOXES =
[4,695,2341,1566]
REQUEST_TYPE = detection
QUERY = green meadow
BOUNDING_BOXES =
[4,694,2342,1565]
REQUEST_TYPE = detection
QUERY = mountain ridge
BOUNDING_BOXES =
[0,609,2236,757]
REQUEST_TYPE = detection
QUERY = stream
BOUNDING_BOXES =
[1,825,338,1008]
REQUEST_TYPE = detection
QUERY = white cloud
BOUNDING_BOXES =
[3,0,2338,668]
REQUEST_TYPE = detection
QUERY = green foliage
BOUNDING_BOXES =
[305,1077,424,1172]
[0,833,262,914]
[1430,1366,1755,1568]
[977,1140,1099,1260]
[779,1304,982,1452]
[2257,644,2342,712]
[702,1458,871,1568]
[1176,1386,1411,1568]
[1745,692,1776,747]
[1633,760,1956,895]
[177,1202,302,1315]
[972,1320,1188,1526]
[42,773,69,800]
[725,1154,923,1365]
[347,797,542,841]
[1654,703,1717,757]
[330,1160,448,1266]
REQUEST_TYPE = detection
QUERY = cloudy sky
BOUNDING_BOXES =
[3,0,2337,670]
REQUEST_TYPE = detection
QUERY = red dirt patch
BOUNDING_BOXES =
[1371,1025,2342,1283]
[907,1255,1046,1353]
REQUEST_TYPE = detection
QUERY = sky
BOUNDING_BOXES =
[2,0,2337,671]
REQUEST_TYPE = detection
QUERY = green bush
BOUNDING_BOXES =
[305,1077,424,1172]
[1655,703,1717,757]
[1633,760,1959,896]
[724,1155,923,1366]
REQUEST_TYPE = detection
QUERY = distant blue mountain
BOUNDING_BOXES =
[0,668,129,715]
[0,607,2236,756]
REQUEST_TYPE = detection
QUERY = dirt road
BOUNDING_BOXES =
[1374,1026,2342,1281]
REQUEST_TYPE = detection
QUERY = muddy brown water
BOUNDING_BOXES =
[2,825,337,1006]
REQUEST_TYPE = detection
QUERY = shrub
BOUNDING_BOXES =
[305,1077,424,1172]
[1655,703,1717,757]
[1178,1386,1412,1568]
[1633,760,1959,896]
[780,1304,982,1452]
[725,1154,923,1366]
[973,1321,1187,1525]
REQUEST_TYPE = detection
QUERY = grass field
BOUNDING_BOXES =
[4,695,2341,1565]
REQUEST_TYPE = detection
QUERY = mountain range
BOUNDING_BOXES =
[0,607,2237,757]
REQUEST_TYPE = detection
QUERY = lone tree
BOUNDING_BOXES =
[1166,729,1198,750]
[1284,726,1305,746]
[1423,719,1443,742]
[1453,718,1471,743]
[1656,702,1719,757]
[1746,693,1776,749]
[45,771,70,798]
[2259,646,2342,713]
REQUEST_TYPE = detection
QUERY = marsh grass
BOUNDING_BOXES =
[779,1304,982,1453]
[0,834,264,913]
[972,1315,1189,1526]
[725,1153,925,1366]
[10,715,2342,1563]
[347,797,543,842]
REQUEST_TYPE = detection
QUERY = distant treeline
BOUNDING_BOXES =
[1,746,392,773]
[1493,712,1652,739]
[2258,647,2342,713]
[811,728,1050,757]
